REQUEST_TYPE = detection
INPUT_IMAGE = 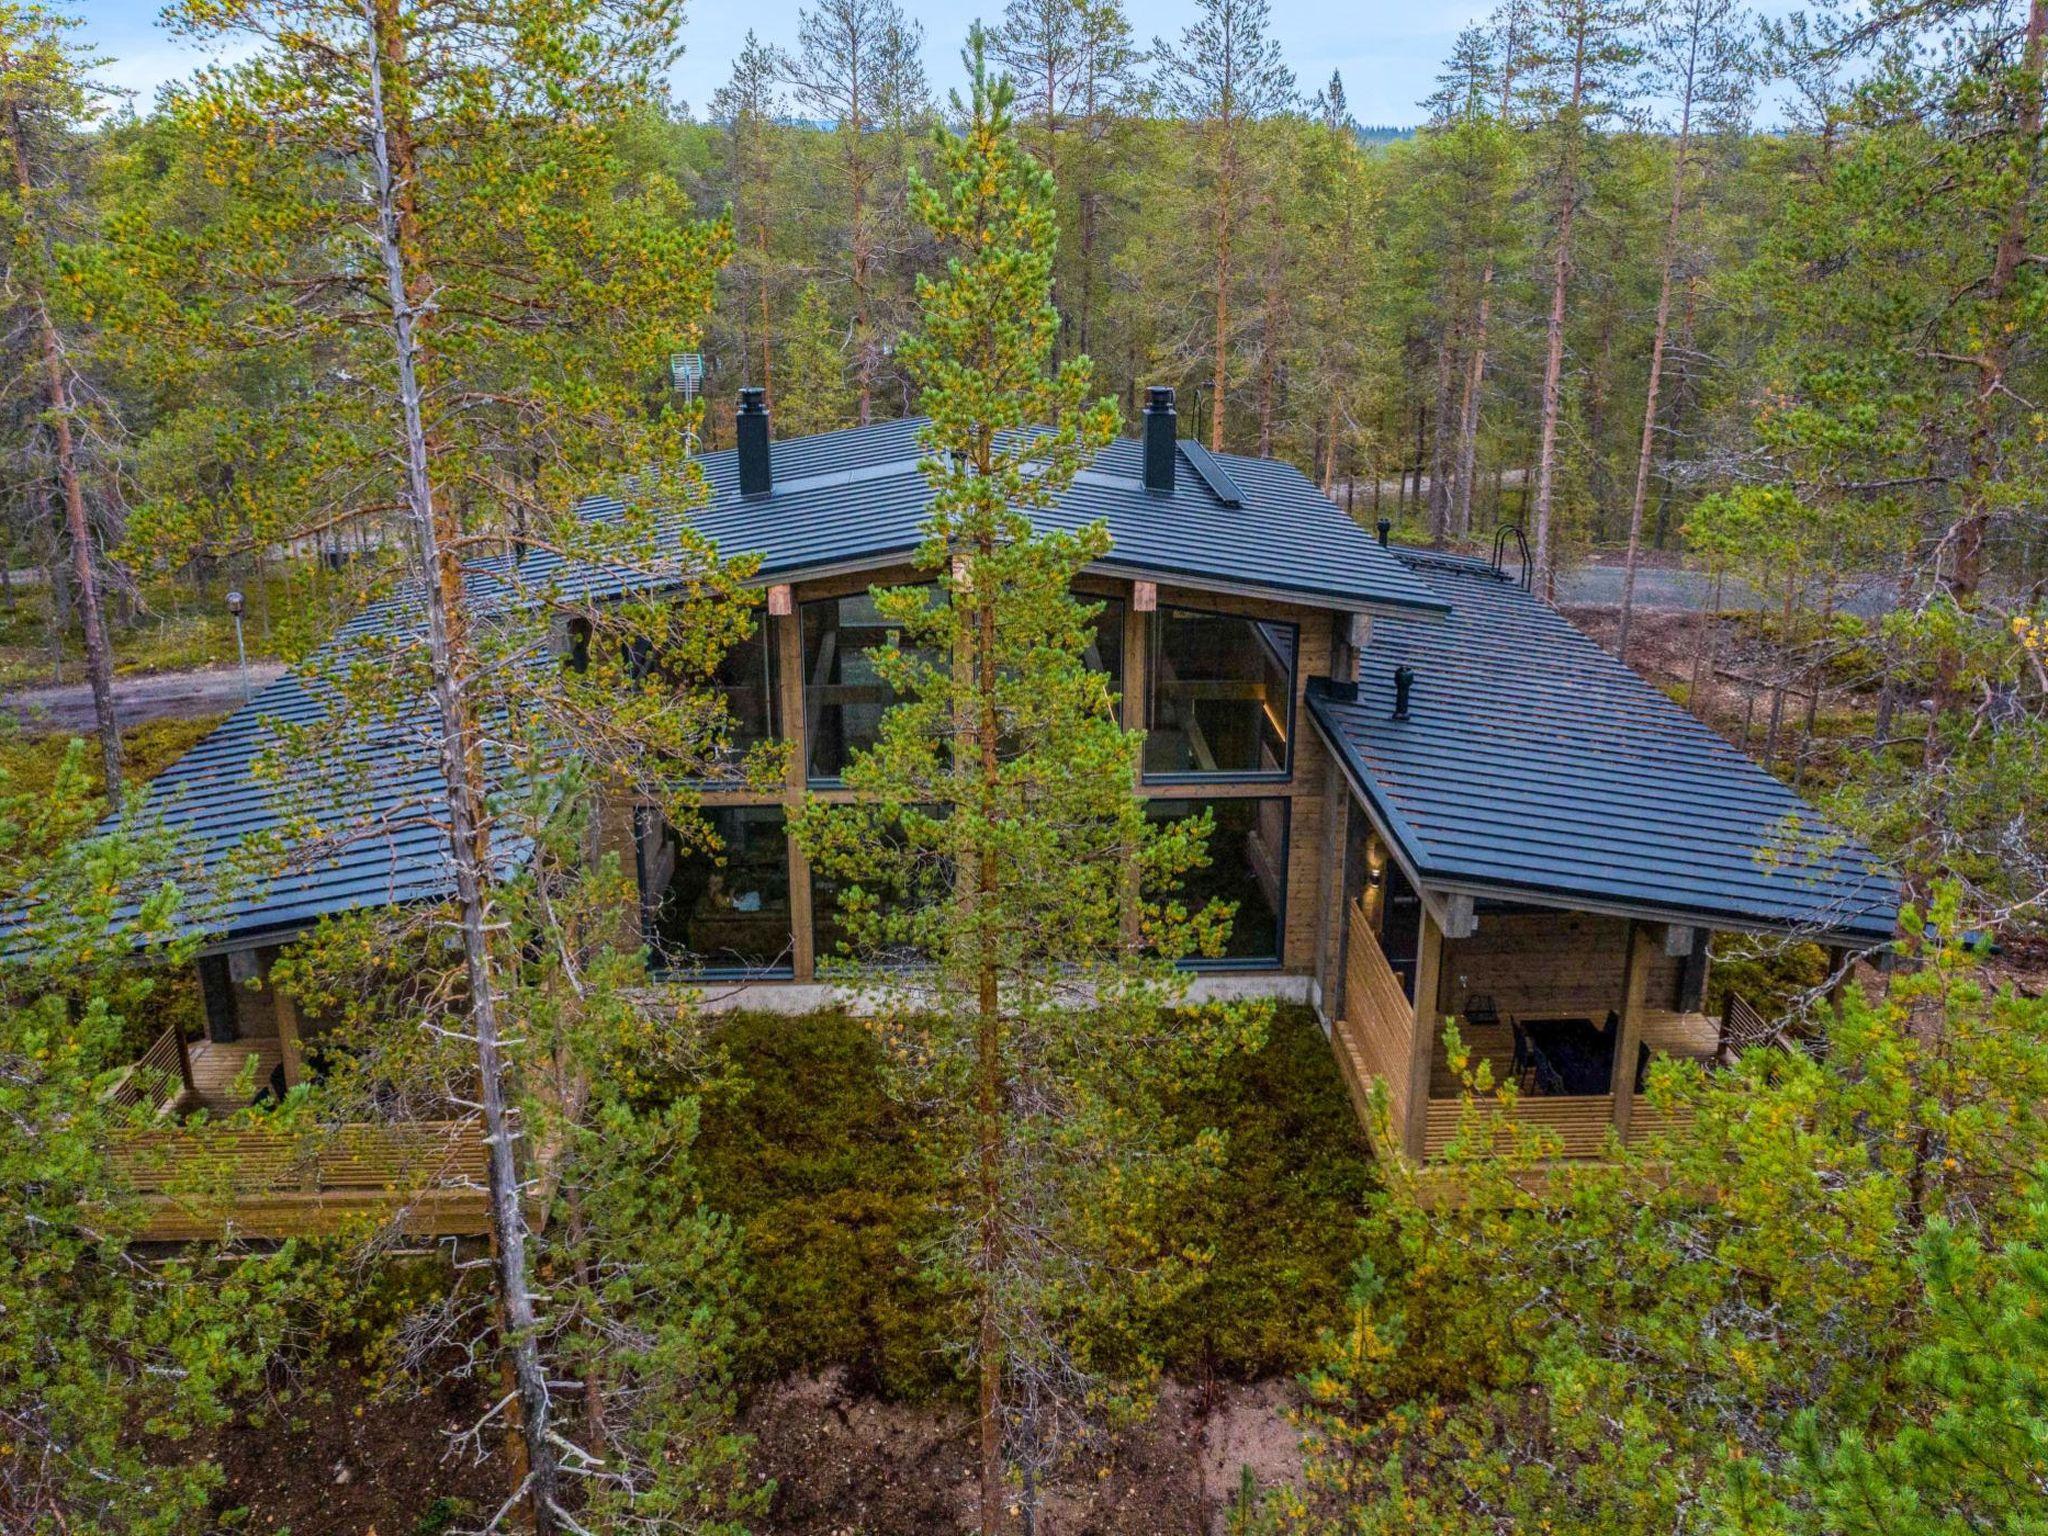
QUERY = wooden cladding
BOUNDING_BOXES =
[1439,910,1684,1023]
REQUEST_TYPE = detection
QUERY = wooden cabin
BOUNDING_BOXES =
[75,388,1898,1235]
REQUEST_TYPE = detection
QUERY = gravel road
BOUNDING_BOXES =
[6,663,286,735]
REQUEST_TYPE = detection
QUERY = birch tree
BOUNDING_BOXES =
[792,32,1263,1530]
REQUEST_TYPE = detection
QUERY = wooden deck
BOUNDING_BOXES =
[109,1119,494,1241]
[182,1039,284,1115]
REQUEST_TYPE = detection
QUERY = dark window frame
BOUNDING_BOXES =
[1142,604,1299,785]
[1147,794,1292,970]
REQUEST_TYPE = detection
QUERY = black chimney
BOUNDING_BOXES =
[1143,386,1176,494]
[736,387,771,498]
[1392,664,1415,720]
[1376,517,1391,547]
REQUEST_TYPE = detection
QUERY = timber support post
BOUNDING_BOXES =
[1401,910,1444,1162]
[1610,920,1654,1141]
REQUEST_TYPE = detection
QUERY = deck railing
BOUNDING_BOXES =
[1719,991,1773,1059]
[1333,899,1418,1133]
[108,1118,492,1240]
[103,1025,188,1117]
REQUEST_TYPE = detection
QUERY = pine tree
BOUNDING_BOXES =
[0,6,123,797]
[0,746,323,1531]
[791,32,1263,1531]
[132,4,752,1529]
[1520,0,1647,594]
[777,278,854,435]
[1151,0,1296,451]
[781,0,927,424]
[1615,0,1753,661]
[709,31,786,405]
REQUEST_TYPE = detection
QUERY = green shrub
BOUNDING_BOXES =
[696,1003,1376,1397]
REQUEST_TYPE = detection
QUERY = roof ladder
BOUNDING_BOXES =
[1491,525,1533,590]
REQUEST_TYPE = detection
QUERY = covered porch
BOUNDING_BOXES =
[1323,833,1729,1167]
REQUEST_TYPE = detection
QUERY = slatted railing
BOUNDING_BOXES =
[1424,1094,1619,1160]
[1719,991,1773,1059]
[108,1119,492,1240]
[104,1025,187,1117]
[1333,900,1417,1133]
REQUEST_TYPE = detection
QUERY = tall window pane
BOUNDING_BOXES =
[712,616,776,755]
[1145,607,1295,777]
[810,811,949,968]
[1084,594,1125,713]
[643,806,793,976]
[802,591,932,781]
[636,612,775,762]
[1148,797,1289,965]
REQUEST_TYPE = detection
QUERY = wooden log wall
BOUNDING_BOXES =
[1439,910,1683,1024]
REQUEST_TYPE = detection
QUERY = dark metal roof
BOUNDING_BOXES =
[1305,550,1899,944]
[522,417,1448,617]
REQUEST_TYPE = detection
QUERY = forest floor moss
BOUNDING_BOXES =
[695,1003,1377,1400]
[0,713,224,801]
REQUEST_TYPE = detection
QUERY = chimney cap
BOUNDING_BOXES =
[1142,385,1177,494]
[738,386,767,414]
[1391,663,1415,720]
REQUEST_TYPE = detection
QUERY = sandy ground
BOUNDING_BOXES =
[200,1366,1308,1536]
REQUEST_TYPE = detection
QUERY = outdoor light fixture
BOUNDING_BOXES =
[226,589,250,702]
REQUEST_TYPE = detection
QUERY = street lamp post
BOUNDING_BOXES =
[226,589,250,702]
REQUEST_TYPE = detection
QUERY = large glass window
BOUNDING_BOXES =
[810,811,950,969]
[1083,594,1126,713]
[1148,797,1289,965]
[1144,607,1296,778]
[710,616,777,756]
[642,805,794,976]
[801,591,936,782]
[629,612,776,763]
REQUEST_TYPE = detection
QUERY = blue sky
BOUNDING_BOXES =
[77,0,1489,128]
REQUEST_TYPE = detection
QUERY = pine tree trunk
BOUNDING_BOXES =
[1451,273,1490,540]
[6,102,120,799]
[1426,321,1458,544]
[1210,152,1233,453]
[758,214,774,404]
[363,9,560,1531]
[848,54,873,426]
[1255,188,1282,458]
[973,524,1006,1536]
[1618,48,1699,665]
[1532,39,1589,601]
[1938,0,2045,719]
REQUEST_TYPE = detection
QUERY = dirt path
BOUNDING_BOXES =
[5,663,285,735]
